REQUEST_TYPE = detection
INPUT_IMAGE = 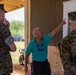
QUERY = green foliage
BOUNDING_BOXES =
[10,20,24,37]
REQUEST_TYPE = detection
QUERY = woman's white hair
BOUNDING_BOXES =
[32,27,40,37]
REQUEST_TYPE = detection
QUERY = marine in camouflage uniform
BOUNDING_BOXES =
[58,29,76,75]
[0,23,14,74]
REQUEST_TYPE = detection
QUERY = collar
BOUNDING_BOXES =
[34,38,43,44]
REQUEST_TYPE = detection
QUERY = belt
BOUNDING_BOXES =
[33,59,48,63]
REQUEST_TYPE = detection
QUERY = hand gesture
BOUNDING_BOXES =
[60,19,66,26]
[25,65,28,73]
[3,18,10,28]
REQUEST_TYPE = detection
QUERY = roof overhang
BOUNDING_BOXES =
[0,0,24,12]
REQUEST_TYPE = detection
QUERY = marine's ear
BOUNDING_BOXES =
[68,21,71,26]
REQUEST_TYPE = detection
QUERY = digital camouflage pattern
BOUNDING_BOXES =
[0,23,13,74]
[58,29,76,75]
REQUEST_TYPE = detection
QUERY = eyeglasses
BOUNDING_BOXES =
[34,40,45,51]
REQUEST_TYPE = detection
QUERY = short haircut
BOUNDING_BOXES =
[32,27,40,37]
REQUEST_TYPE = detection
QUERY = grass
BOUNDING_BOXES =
[10,42,25,64]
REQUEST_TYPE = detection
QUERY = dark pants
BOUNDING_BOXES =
[2,73,10,75]
[31,60,51,75]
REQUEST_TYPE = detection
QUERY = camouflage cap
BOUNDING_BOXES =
[68,11,76,21]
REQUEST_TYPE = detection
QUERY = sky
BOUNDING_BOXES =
[5,7,24,22]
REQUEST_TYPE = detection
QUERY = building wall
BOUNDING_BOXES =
[29,0,68,46]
